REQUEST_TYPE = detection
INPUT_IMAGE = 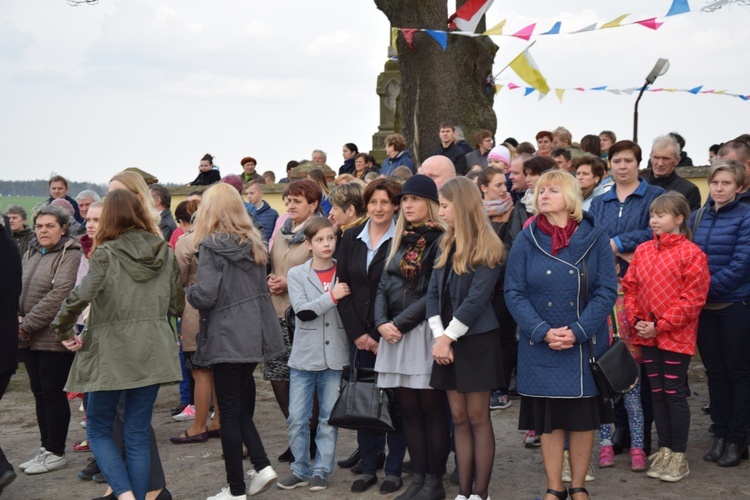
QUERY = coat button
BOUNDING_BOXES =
[546,270,551,275]
[547,301,552,307]
[325,322,330,327]
[570,301,575,306]
[325,340,330,345]
[569,270,574,274]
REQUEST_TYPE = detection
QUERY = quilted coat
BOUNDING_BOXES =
[622,233,710,355]
[505,214,618,398]
[175,231,199,352]
[20,235,82,353]
[689,198,750,303]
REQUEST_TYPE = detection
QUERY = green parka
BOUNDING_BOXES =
[51,229,184,392]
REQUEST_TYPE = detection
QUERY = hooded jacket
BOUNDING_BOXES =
[51,229,183,391]
[12,226,34,257]
[381,149,415,177]
[623,232,709,355]
[187,233,286,365]
[20,235,82,353]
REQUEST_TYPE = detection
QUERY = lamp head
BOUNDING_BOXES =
[645,58,670,85]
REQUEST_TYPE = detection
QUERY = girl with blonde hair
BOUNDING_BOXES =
[427,176,505,500]
[187,183,285,499]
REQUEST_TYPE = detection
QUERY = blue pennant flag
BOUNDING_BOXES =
[591,86,608,91]
[425,30,448,51]
[688,85,703,94]
[666,0,691,16]
[524,87,536,96]
[542,21,561,35]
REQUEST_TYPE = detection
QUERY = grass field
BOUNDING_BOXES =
[0,196,47,214]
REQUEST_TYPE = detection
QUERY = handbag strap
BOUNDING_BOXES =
[610,308,620,340]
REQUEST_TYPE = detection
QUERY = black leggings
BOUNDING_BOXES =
[641,346,690,453]
[394,388,450,475]
[213,363,271,496]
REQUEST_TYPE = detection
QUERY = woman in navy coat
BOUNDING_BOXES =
[505,170,617,500]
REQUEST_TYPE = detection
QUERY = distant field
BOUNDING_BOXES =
[0,196,46,214]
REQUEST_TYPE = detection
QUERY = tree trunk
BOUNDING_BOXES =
[374,0,498,165]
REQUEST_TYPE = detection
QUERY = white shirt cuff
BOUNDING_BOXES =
[428,316,445,339]
[444,317,469,341]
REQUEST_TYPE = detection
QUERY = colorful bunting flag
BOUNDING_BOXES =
[483,19,506,36]
[401,29,418,52]
[542,21,561,35]
[635,18,664,30]
[601,14,630,29]
[573,23,597,33]
[689,85,703,94]
[425,30,448,50]
[507,45,550,94]
[666,0,691,17]
[511,23,536,41]
[524,87,536,96]
[496,82,750,102]
[450,0,495,33]
[555,89,566,102]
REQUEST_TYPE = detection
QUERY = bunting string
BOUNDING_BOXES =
[495,83,750,102]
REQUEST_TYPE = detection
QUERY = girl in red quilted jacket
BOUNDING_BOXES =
[622,192,710,483]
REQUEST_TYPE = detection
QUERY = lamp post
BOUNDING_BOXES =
[633,58,670,144]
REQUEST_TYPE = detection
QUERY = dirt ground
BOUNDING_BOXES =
[3,361,750,500]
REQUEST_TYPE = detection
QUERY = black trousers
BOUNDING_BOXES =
[697,302,750,444]
[213,363,270,496]
[0,371,12,473]
[24,350,74,455]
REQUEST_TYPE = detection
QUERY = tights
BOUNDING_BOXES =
[447,390,494,499]
[599,378,644,448]
[394,388,449,475]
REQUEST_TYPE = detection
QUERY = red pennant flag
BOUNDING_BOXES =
[511,23,536,41]
[575,87,585,92]
[635,18,664,30]
[401,29,419,52]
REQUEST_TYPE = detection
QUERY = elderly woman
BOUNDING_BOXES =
[505,170,617,500]
[692,160,750,467]
[267,179,323,462]
[381,133,415,177]
[17,204,82,475]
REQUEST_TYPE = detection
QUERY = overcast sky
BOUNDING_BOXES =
[0,0,747,185]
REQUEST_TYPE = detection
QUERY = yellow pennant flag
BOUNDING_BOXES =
[483,19,506,36]
[600,14,630,29]
[555,89,566,103]
[495,84,504,93]
[508,47,550,95]
[391,27,399,49]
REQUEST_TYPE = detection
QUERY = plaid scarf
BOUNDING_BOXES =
[399,222,443,285]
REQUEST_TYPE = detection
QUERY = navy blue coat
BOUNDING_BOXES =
[505,214,618,398]
[254,201,279,243]
[690,198,750,303]
[588,178,664,273]
[381,149,415,177]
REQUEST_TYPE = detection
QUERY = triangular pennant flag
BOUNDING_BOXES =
[401,29,418,52]
[574,87,585,92]
[688,85,703,94]
[425,30,448,50]
[391,28,399,49]
[451,0,495,33]
[739,95,749,101]
[664,88,677,92]
[573,23,597,33]
[542,21,561,35]
[591,86,608,91]
[524,87,536,96]
[650,88,664,92]
[714,90,726,95]
[555,89,566,103]
[495,84,504,93]
[601,14,630,29]
[483,19,506,36]
[508,46,550,94]
[622,88,636,95]
[538,91,548,101]
[635,17,663,30]
[606,89,622,95]
[701,89,715,94]
[507,82,520,90]
[666,0,691,17]
[704,0,729,10]
[511,23,536,41]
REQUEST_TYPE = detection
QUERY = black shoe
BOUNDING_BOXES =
[92,493,115,500]
[402,460,413,474]
[0,469,17,496]
[718,442,749,467]
[338,449,361,468]
[702,403,711,414]
[351,475,378,493]
[568,487,589,499]
[278,447,294,463]
[350,460,364,474]
[155,488,173,500]
[380,475,403,494]
[376,451,386,470]
[411,473,444,500]
[545,488,568,499]
[395,473,424,500]
[78,458,101,481]
[703,436,726,462]
[170,403,188,416]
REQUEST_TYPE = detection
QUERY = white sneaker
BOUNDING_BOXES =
[173,404,196,422]
[206,486,247,500]
[468,496,490,500]
[455,496,469,500]
[247,466,277,496]
[24,452,67,474]
[18,448,46,472]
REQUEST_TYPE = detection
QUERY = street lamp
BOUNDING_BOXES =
[633,58,670,144]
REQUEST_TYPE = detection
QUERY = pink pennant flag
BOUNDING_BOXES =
[650,88,664,92]
[635,18,664,30]
[701,89,715,93]
[512,23,536,41]
[401,29,419,52]
[507,82,520,90]
[574,87,585,92]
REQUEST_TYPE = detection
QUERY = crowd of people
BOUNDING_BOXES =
[1,127,750,500]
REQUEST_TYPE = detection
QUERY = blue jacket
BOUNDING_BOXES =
[254,200,279,243]
[690,198,750,303]
[381,149,415,177]
[505,214,618,398]
[588,178,664,272]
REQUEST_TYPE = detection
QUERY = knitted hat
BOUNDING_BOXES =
[396,174,439,202]
[488,145,511,165]
[240,156,257,166]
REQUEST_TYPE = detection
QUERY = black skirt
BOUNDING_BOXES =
[430,329,505,393]
[518,395,614,434]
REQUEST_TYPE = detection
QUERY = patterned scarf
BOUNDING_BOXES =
[399,222,443,285]
[536,214,578,256]
[280,215,320,245]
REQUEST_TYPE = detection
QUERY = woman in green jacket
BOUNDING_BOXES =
[52,190,183,500]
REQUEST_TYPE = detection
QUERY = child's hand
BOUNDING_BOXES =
[635,321,657,339]
[332,278,350,300]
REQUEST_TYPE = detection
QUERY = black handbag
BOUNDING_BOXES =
[582,259,639,404]
[329,352,397,433]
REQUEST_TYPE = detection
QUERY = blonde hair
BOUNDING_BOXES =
[192,183,268,266]
[386,197,444,266]
[532,170,583,223]
[109,171,161,236]
[435,177,504,274]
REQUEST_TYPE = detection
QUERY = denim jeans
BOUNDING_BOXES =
[87,384,160,500]
[288,368,342,481]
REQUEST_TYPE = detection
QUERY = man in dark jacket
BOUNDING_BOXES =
[0,222,22,494]
[644,135,702,211]
[428,121,467,176]
[5,206,33,256]
[47,175,83,223]
[149,184,177,241]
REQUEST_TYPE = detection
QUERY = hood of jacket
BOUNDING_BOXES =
[104,230,170,283]
[199,233,257,271]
